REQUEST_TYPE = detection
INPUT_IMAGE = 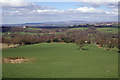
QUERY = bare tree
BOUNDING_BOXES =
[75,38,86,50]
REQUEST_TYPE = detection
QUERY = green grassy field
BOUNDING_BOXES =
[68,27,118,33]
[96,28,118,33]
[2,43,118,78]
[69,28,88,30]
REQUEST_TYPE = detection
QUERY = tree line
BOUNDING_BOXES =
[2,27,118,51]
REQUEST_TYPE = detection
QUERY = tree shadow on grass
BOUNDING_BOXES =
[77,48,89,50]
[82,48,89,50]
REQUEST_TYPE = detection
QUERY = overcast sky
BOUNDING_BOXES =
[0,0,118,24]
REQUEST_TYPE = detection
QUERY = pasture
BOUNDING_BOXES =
[96,28,118,33]
[2,43,118,78]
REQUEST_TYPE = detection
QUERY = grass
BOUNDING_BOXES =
[27,28,42,30]
[68,27,118,33]
[2,43,118,78]
[15,32,38,35]
[69,28,88,30]
[96,28,118,33]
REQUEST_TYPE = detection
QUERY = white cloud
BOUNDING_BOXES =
[33,9,58,13]
[26,0,119,2]
[31,9,59,14]
[6,6,111,15]
[4,10,22,15]
[76,7,103,13]
[0,0,29,7]
[112,9,118,12]
[32,10,48,13]
[105,11,118,15]
[15,11,19,13]
[31,9,65,15]
[105,8,118,15]
[1,0,119,2]
[1,1,118,24]
[74,0,119,2]
[63,7,104,14]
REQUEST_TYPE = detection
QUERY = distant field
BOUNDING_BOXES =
[27,28,42,30]
[2,27,118,36]
[69,27,88,30]
[96,28,118,33]
[69,27,118,33]
[3,43,118,78]
[68,27,118,33]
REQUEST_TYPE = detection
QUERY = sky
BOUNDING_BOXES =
[0,0,119,24]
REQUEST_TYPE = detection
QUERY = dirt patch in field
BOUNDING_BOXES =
[1,57,36,63]
[2,43,20,49]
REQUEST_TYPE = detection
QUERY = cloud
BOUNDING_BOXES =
[31,7,104,15]
[105,8,118,15]
[1,1,45,10]
[76,7,103,13]
[74,0,119,2]
[31,9,65,15]
[32,9,59,13]
[1,0,55,16]
[26,0,119,2]
[3,5,117,16]
[75,2,118,16]
[1,0,119,2]
[1,1,118,24]
[105,11,113,14]
[76,2,118,9]
[0,0,29,7]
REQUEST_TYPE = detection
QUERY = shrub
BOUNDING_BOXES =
[47,39,51,43]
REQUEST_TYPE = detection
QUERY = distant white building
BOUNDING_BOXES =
[70,25,74,27]
[23,26,26,28]
[59,30,62,32]
[106,24,111,26]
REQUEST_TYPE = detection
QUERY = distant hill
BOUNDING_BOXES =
[2,21,116,27]
[2,21,92,27]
